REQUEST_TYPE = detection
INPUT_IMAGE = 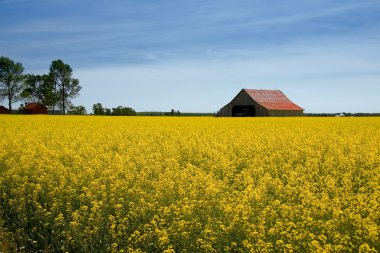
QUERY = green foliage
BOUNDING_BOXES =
[92,103,136,116]
[111,106,136,116]
[92,103,105,115]
[49,59,81,114]
[67,105,87,115]
[165,109,181,116]
[0,56,25,112]
[22,74,56,106]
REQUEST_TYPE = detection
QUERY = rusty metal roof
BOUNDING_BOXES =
[244,89,303,111]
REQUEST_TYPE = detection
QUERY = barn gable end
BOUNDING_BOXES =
[0,105,10,114]
[217,89,303,117]
[23,103,48,114]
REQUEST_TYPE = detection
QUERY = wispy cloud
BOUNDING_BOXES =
[75,36,380,113]
[1,0,380,112]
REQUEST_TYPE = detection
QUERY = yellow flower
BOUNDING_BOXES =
[0,116,379,252]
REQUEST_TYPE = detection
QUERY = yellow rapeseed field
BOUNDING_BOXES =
[0,115,379,252]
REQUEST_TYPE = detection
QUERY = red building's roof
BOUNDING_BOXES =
[0,105,10,113]
[244,89,303,111]
[24,103,47,109]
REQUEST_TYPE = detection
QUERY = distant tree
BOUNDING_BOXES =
[111,106,136,116]
[0,56,25,112]
[92,103,105,115]
[67,105,87,115]
[111,106,122,116]
[122,107,136,116]
[92,104,135,116]
[49,59,81,114]
[165,109,179,116]
[22,74,55,106]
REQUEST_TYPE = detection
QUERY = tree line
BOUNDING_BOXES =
[92,104,213,116]
[92,103,136,116]
[0,56,81,114]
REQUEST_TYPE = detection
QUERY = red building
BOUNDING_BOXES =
[0,105,10,114]
[23,103,48,114]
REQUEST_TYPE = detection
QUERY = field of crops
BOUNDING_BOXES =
[0,116,379,252]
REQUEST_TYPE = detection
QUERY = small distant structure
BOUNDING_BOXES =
[23,103,48,115]
[0,105,10,114]
[217,89,303,117]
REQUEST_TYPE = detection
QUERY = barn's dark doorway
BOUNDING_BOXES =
[232,105,256,117]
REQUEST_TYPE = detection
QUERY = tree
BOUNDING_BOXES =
[67,105,87,115]
[49,59,81,114]
[0,56,25,112]
[92,103,105,115]
[22,74,55,106]
[93,104,136,116]
[111,106,136,116]
[111,106,123,116]
[123,107,136,116]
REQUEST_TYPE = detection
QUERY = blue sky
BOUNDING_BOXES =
[1,0,380,113]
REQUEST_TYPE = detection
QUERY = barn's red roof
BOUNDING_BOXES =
[0,105,10,114]
[244,89,303,111]
[24,103,47,109]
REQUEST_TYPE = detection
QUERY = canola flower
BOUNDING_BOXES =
[0,115,379,252]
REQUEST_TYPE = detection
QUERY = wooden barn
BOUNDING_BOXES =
[216,89,303,117]
[0,105,10,114]
[23,103,48,115]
